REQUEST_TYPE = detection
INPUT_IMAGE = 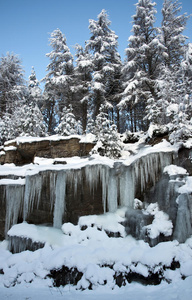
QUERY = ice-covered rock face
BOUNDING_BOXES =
[140,164,192,244]
[0,149,176,240]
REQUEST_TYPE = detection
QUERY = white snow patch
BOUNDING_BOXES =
[0,178,25,185]
[4,146,17,151]
[4,135,82,146]
[178,176,192,194]
[8,223,65,247]
[78,208,127,237]
[183,138,192,148]
[164,164,188,176]
[80,133,96,144]
[144,203,173,239]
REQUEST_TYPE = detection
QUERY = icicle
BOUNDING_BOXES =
[100,166,109,213]
[119,167,135,208]
[53,170,66,228]
[85,164,101,195]
[5,184,25,235]
[50,171,57,212]
[23,173,42,221]
[107,169,118,212]
[67,169,82,197]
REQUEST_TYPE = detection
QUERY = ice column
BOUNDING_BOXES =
[107,169,118,212]
[99,165,109,213]
[23,173,42,221]
[53,170,66,228]
[5,183,25,235]
[173,194,192,243]
[119,167,135,208]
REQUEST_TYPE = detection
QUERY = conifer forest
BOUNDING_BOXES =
[0,0,191,151]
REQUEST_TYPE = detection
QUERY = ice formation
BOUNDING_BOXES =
[0,148,176,237]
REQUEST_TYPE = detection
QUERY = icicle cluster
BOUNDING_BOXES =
[1,151,174,236]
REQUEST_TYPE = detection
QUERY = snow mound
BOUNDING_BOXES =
[144,203,173,239]
[178,176,192,194]
[164,164,188,176]
[1,206,191,291]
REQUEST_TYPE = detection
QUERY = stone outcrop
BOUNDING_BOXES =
[0,136,95,165]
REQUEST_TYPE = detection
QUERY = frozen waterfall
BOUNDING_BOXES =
[0,149,175,237]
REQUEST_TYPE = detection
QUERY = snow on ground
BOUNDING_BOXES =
[1,208,192,299]
[0,277,192,300]
[1,218,192,299]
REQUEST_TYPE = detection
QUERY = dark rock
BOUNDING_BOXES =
[49,266,83,287]
[125,271,162,286]
[53,160,67,165]
[105,230,122,238]
[174,146,192,175]
[8,235,45,254]
[1,137,95,165]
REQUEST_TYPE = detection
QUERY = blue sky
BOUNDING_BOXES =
[0,0,192,84]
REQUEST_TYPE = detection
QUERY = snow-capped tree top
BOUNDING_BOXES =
[0,52,24,86]
[161,0,189,68]
[133,0,157,30]
[28,66,39,88]
[87,9,118,56]
[45,28,74,78]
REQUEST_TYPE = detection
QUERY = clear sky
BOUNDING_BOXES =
[0,0,192,85]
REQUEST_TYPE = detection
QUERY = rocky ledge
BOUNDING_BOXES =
[0,135,95,165]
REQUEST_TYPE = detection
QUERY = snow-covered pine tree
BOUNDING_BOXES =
[55,104,78,136]
[0,113,15,145]
[91,104,122,159]
[74,44,93,133]
[0,52,26,117]
[12,103,47,138]
[86,9,122,123]
[86,111,96,134]
[154,1,190,131]
[42,29,74,133]
[181,43,192,117]
[161,0,189,70]
[27,66,43,109]
[119,0,165,129]
[168,43,192,143]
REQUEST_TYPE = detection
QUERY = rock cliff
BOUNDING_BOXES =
[0,136,94,165]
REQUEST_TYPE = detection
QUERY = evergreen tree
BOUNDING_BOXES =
[74,44,93,132]
[0,102,47,142]
[13,103,47,137]
[155,66,177,125]
[181,43,192,113]
[91,104,122,158]
[119,0,165,129]
[0,113,14,145]
[0,52,26,117]
[154,1,189,128]
[86,9,122,122]
[55,104,78,136]
[161,0,189,70]
[27,66,43,108]
[43,29,74,133]
[86,111,96,134]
